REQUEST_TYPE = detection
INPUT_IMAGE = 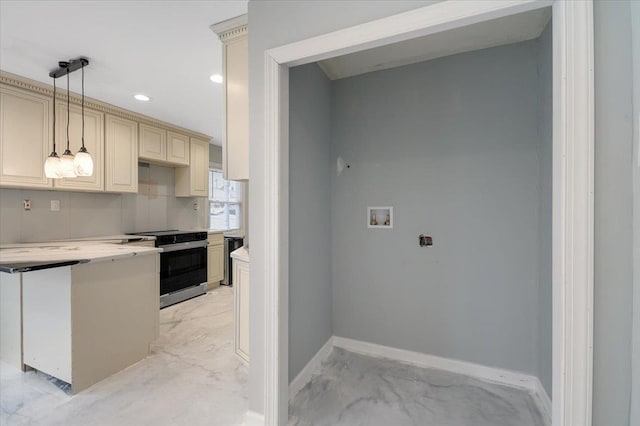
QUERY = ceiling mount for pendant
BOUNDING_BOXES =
[49,57,89,79]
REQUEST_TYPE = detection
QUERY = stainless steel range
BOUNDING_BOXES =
[131,230,208,308]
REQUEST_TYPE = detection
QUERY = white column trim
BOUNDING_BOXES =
[552,1,595,425]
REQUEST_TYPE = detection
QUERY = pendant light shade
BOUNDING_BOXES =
[44,76,62,179]
[74,61,93,176]
[44,154,62,179]
[60,150,76,178]
[74,147,93,176]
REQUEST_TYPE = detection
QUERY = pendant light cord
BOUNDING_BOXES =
[81,63,85,148]
[52,77,57,153]
[66,71,70,151]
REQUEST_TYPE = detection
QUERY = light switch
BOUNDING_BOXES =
[23,199,31,211]
[51,200,60,211]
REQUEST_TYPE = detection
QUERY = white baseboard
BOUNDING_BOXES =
[289,336,335,399]
[290,335,551,422]
[333,336,538,390]
[242,410,264,426]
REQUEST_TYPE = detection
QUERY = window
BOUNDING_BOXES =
[209,169,242,231]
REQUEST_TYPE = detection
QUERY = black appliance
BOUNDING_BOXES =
[222,237,244,285]
[131,230,208,308]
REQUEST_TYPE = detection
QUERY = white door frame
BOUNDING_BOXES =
[261,1,594,425]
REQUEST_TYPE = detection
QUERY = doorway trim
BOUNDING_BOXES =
[261,1,594,425]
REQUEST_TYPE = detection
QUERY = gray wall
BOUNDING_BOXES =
[593,1,635,425]
[0,164,208,243]
[631,2,640,425]
[209,144,223,165]
[288,63,333,381]
[536,21,553,398]
[248,1,436,414]
[330,40,548,379]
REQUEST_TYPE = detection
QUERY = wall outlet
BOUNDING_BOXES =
[192,202,199,211]
[50,200,60,211]
[23,199,31,211]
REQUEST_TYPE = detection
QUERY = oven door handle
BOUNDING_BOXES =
[160,240,209,252]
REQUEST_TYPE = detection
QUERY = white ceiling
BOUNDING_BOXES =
[318,7,551,80]
[0,1,248,145]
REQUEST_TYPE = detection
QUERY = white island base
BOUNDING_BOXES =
[21,254,159,394]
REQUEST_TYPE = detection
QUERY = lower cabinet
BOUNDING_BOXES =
[207,233,224,289]
[21,255,159,393]
[233,249,250,364]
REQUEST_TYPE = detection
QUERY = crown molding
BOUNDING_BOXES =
[0,70,213,143]
[210,14,248,43]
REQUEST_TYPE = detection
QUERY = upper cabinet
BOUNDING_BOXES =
[0,72,212,194]
[175,138,209,197]
[139,124,190,166]
[54,103,104,192]
[166,131,190,165]
[139,123,166,163]
[211,15,249,181]
[0,84,52,189]
[105,114,138,193]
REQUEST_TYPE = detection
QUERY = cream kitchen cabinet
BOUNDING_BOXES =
[231,247,249,364]
[139,123,166,163]
[105,114,138,193]
[0,84,52,189]
[175,138,209,197]
[139,124,190,166]
[211,15,249,181]
[54,103,104,192]
[166,131,190,165]
[0,72,212,193]
[207,232,224,289]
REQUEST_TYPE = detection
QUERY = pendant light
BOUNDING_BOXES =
[59,69,77,178]
[44,77,62,179]
[73,62,93,176]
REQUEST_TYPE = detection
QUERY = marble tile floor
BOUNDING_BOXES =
[1,286,248,426]
[289,347,548,426]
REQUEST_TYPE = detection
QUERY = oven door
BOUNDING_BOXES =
[160,241,208,296]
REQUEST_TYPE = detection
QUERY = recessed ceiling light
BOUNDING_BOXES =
[134,94,150,102]
[210,74,223,84]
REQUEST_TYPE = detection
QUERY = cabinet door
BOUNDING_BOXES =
[234,259,250,363]
[175,137,209,197]
[54,103,104,191]
[207,244,224,287]
[139,124,166,162]
[166,131,189,165]
[105,115,138,193]
[0,85,52,188]
[224,36,249,181]
[190,138,209,197]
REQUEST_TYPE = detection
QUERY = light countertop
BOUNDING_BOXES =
[58,234,156,243]
[0,242,161,273]
[230,246,249,263]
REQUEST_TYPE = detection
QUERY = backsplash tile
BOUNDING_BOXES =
[0,189,21,243]
[68,192,122,238]
[20,190,70,242]
[0,164,207,244]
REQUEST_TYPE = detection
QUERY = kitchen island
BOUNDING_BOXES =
[0,241,161,393]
